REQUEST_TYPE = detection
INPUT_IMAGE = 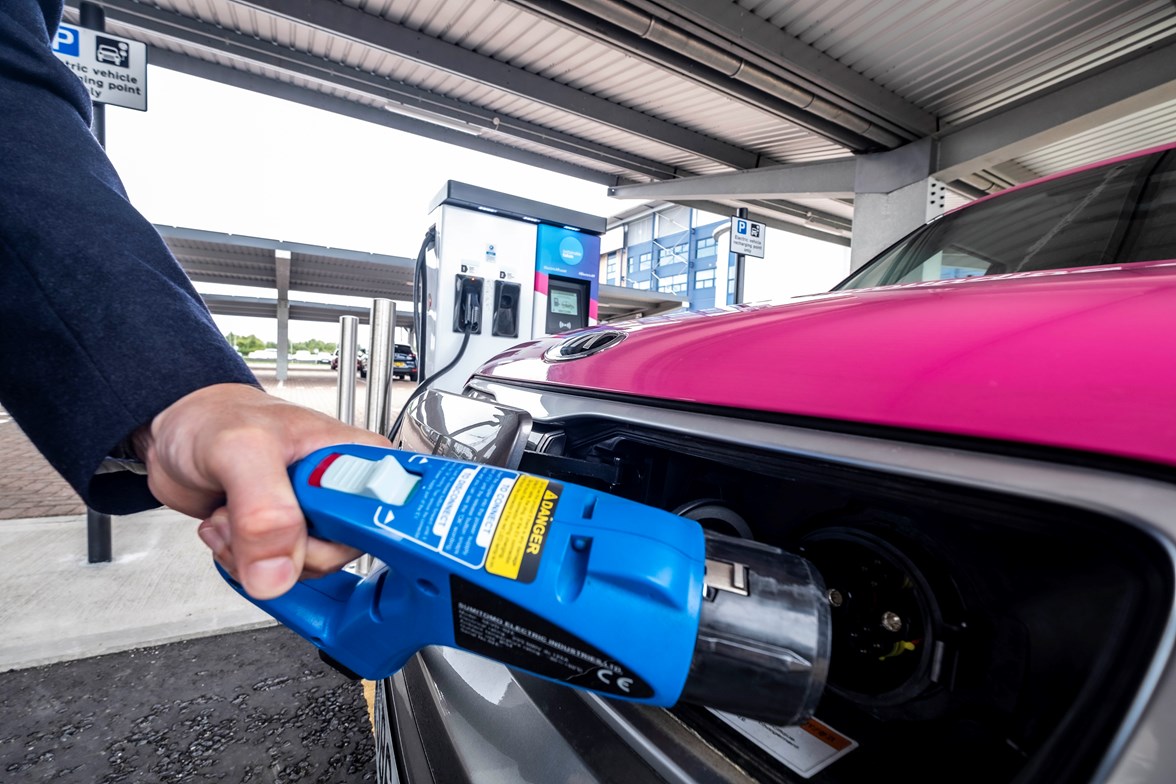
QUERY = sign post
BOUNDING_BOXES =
[62,3,148,563]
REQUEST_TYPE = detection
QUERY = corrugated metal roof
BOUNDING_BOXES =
[740,0,1176,125]
[1016,95,1176,176]
[67,0,1176,235]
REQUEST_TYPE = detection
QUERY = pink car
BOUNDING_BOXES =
[382,144,1176,784]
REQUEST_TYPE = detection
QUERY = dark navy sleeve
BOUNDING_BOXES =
[0,0,259,514]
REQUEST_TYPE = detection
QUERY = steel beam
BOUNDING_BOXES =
[181,257,413,300]
[68,1,665,182]
[608,158,857,201]
[935,39,1176,182]
[147,52,625,186]
[155,225,413,268]
[500,0,885,150]
[202,294,419,327]
[667,200,851,247]
[226,0,759,170]
[629,0,935,138]
[156,226,418,300]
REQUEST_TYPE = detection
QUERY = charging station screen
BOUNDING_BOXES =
[550,289,580,316]
[546,279,589,333]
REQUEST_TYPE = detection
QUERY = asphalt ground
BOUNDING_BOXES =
[1,626,375,783]
[1,365,416,783]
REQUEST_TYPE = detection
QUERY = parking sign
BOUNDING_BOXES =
[53,26,80,56]
[51,24,147,111]
[729,216,766,258]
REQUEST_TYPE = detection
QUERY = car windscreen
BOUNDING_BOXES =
[836,149,1176,290]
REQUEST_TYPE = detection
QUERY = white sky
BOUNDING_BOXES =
[104,66,849,344]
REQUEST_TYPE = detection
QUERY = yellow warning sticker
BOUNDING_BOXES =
[486,476,561,582]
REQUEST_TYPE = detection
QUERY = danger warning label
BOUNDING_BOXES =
[486,477,561,582]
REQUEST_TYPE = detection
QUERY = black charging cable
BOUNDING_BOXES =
[411,225,436,380]
[390,224,477,441]
[388,330,470,442]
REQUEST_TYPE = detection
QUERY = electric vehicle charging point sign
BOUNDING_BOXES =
[730,216,766,258]
[51,24,147,111]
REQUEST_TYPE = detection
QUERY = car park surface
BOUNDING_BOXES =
[0,367,421,780]
[382,145,1176,784]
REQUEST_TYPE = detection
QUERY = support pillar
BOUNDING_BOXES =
[713,223,732,306]
[850,139,947,271]
[275,250,291,382]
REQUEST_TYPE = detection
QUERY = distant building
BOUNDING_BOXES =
[600,203,852,310]
[600,204,734,311]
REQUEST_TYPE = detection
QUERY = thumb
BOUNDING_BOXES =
[214,438,308,600]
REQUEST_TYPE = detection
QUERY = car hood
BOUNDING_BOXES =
[476,261,1176,469]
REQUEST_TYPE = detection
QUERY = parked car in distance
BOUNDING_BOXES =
[394,343,418,382]
[382,143,1176,784]
[330,349,368,379]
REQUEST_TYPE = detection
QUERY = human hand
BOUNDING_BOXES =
[130,383,390,599]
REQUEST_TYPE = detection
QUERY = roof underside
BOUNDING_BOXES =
[64,0,1176,238]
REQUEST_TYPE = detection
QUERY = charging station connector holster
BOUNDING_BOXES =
[492,280,521,338]
[454,275,483,334]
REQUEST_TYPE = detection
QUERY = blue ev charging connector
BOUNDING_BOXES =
[219,444,830,725]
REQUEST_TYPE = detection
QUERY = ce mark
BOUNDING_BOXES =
[596,668,634,694]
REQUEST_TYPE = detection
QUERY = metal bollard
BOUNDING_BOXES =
[336,316,359,426]
[356,299,397,576]
[87,508,112,563]
[365,299,397,437]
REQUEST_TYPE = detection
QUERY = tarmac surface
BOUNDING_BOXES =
[2,626,375,783]
[0,365,416,782]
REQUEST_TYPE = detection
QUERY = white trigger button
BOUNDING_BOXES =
[319,455,420,505]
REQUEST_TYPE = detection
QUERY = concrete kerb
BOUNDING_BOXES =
[0,508,275,672]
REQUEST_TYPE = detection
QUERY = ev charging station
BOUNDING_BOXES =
[422,182,606,394]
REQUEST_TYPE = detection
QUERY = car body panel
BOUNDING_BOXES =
[382,143,1176,784]
[477,260,1176,468]
[388,377,1176,784]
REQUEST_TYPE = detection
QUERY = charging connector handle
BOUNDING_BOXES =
[219,445,830,726]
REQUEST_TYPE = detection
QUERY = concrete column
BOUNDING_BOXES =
[850,139,947,271]
[275,250,291,383]
[713,223,732,306]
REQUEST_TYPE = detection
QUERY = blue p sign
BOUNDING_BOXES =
[737,220,747,234]
[54,25,79,56]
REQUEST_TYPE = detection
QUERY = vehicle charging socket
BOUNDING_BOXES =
[680,533,831,725]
